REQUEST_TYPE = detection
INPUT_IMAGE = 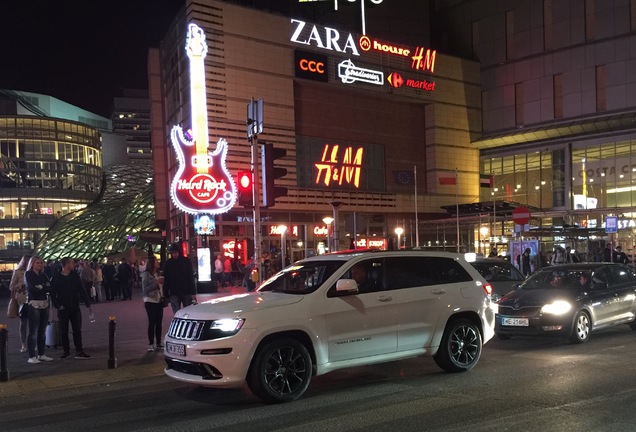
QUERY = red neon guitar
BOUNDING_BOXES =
[170,23,236,215]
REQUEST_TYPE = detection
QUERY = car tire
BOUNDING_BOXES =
[569,311,591,344]
[434,318,482,373]
[629,321,636,331]
[247,337,312,403]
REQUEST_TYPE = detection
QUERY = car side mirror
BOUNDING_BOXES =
[336,279,359,293]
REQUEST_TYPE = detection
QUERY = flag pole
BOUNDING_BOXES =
[414,165,419,249]
[455,168,459,253]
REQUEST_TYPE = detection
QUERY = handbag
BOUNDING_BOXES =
[7,297,18,318]
[161,297,170,308]
[91,285,97,297]
[18,303,28,319]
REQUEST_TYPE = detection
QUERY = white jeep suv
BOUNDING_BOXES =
[164,251,496,403]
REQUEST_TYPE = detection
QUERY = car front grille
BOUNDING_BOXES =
[498,305,541,317]
[168,318,206,340]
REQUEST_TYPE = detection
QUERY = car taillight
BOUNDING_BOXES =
[482,283,493,296]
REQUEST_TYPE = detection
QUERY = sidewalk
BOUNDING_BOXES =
[0,285,247,398]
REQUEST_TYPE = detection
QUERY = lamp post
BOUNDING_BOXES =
[322,217,334,253]
[395,227,404,250]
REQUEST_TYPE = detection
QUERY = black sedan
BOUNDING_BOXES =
[496,263,636,343]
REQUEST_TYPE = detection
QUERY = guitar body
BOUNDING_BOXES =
[170,125,236,214]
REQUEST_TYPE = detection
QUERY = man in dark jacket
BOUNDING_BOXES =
[50,257,92,359]
[164,242,196,313]
[115,258,133,300]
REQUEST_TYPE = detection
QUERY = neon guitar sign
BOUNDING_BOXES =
[170,23,237,214]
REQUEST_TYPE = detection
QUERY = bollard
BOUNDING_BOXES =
[0,324,9,382]
[108,315,117,369]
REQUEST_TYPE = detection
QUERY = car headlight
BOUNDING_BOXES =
[541,300,572,315]
[210,318,245,332]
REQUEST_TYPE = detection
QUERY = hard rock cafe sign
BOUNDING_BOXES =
[170,23,237,215]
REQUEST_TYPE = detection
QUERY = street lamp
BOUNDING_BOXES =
[323,217,334,253]
[395,227,404,250]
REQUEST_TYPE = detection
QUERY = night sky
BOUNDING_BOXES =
[0,0,426,118]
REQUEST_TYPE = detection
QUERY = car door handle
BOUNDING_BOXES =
[432,289,446,295]
[377,295,393,302]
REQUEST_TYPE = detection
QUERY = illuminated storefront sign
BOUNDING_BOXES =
[359,35,410,57]
[315,144,363,188]
[338,60,383,85]
[411,46,436,73]
[294,50,328,82]
[290,19,360,56]
[356,238,386,249]
[270,225,300,236]
[222,240,242,258]
[387,72,435,92]
[314,225,329,236]
[194,213,216,235]
[170,23,237,215]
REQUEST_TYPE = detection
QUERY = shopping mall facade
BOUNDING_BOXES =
[149,0,636,262]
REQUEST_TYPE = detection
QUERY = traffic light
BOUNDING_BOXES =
[237,171,253,207]
[261,142,287,207]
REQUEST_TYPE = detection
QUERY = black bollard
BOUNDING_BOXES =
[108,315,117,369]
[0,324,9,382]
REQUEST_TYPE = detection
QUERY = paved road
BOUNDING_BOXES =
[0,286,246,398]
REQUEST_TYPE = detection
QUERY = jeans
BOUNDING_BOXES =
[27,305,49,358]
[144,302,164,345]
[58,306,84,354]
[170,294,194,314]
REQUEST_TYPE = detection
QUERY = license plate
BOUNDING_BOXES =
[166,342,186,356]
[501,317,529,326]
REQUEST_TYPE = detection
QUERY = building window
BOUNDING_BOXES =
[515,83,524,126]
[506,10,514,60]
[544,0,553,51]
[554,74,563,119]
[585,0,595,41]
[596,65,606,112]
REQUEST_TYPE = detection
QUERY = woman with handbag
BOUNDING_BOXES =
[141,256,165,352]
[8,254,31,352]
[25,255,53,364]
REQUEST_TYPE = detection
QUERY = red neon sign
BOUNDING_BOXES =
[313,226,329,236]
[315,144,363,188]
[269,225,299,236]
[299,58,325,74]
[356,238,386,249]
[387,72,435,92]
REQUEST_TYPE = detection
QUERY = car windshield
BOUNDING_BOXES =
[258,260,345,294]
[520,269,594,291]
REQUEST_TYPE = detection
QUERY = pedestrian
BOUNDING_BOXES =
[115,258,134,300]
[50,257,93,359]
[24,255,53,364]
[214,254,224,289]
[613,245,629,264]
[77,260,95,302]
[550,247,565,265]
[163,242,196,313]
[223,255,233,287]
[9,254,31,353]
[142,256,165,352]
[102,260,116,301]
[239,256,257,292]
[93,260,104,302]
[516,248,532,277]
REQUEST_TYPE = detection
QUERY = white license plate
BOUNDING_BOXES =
[501,317,529,327]
[166,342,186,356]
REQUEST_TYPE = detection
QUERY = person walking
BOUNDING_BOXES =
[142,256,165,352]
[516,248,532,277]
[163,242,196,313]
[613,245,629,264]
[50,257,93,359]
[9,254,31,353]
[93,260,104,302]
[24,256,53,364]
[223,255,233,287]
[77,260,95,302]
[115,258,134,300]
[102,260,116,301]
[214,254,224,289]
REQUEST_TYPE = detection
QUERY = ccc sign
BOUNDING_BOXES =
[294,50,328,82]
[299,59,325,74]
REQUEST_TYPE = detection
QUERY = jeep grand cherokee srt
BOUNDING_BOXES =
[164,251,496,403]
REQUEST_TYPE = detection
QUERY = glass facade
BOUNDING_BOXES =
[0,116,102,267]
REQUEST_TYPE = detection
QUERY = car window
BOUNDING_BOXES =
[471,261,524,282]
[328,259,384,296]
[259,261,344,294]
[385,257,438,289]
[609,265,634,285]
[423,257,473,285]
